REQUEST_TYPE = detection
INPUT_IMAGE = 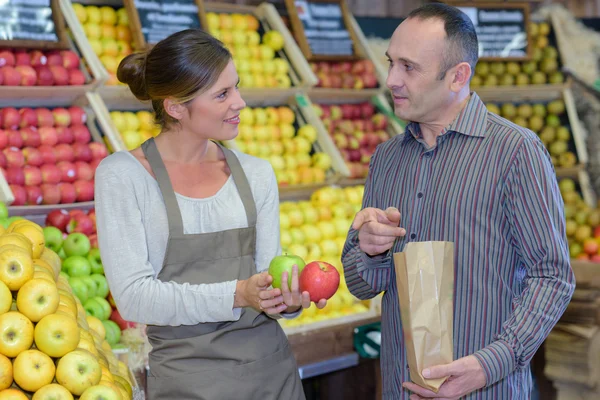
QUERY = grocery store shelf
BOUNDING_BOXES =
[571,260,600,289]
[0,86,95,108]
[298,352,359,379]
[97,86,149,111]
[556,164,586,179]
[308,88,384,103]
[475,82,571,103]
[9,201,95,226]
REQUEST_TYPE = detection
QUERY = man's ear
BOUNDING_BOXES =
[450,62,472,92]
[163,98,186,121]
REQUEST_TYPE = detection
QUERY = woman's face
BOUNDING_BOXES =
[178,60,246,141]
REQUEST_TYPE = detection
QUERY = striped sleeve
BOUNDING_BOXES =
[342,148,393,300]
[474,137,575,386]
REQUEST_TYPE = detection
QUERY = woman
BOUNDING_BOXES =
[94,29,325,399]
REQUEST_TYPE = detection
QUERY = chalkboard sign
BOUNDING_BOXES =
[285,0,359,61]
[454,2,530,61]
[0,0,69,50]
[124,0,208,50]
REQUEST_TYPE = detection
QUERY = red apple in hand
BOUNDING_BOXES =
[299,261,340,302]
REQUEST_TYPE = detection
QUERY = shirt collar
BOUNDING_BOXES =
[404,92,488,142]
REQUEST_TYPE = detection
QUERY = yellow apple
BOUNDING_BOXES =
[113,374,132,398]
[136,111,154,131]
[116,8,128,26]
[293,137,312,154]
[16,278,59,322]
[253,108,268,126]
[109,112,126,132]
[79,385,120,400]
[253,126,269,141]
[0,388,29,399]
[34,269,54,283]
[0,354,11,390]
[86,316,106,340]
[0,245,33,291]
[269,155,285,171]
[56,304,77,320]
[13,350,55,392]
[282,140,296,155]
[0,311,34,357]
[72,3,87,24]
[268,141,284,156]
[84,23,102,40]
[0,281,10,314]
[88,39,102,56]
[296,153,311,169]
[253,74,266,88]
[10,223,47,260]
[59,293,78,315]
[219,13,233,30]
[239,73,254,88]
[33,258,54,277]
[273,59,289,75]
[279,124,295,139]
[319,239,339,256]
[34,313,80,358]
[238,108,254,126]
[31,383,74,400]
[288,244,308,261]
[312,153,332,171]
[100,6,117,25]
[0,233,33,257]
[121,131,142,151]
[206,12,219,32]
[280,231,292,248]
[55,349,102,396]
[298,125,318,143]
[231,13,248,31]
[100,366,113,383]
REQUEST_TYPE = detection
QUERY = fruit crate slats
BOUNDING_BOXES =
[571,259,600,289]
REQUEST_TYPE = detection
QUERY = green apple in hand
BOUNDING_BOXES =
[268,254,306,289]
[43,226,64,253]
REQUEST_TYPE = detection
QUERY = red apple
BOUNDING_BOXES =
[0,130,7,149]
[20,128,41,148]
[0,51,16,67]
[55,126,74,144]
[590,254,600,263]
[46,209,70,231]
[30,51,47,67]
[35,66,54,86]
[3,147,24,168]
[38,145,56,164]
[46,53,63,66]
[74,161,93,181]
[74,180,94,202]
[52,108,71,127]
[69,209,86,218]
[583,239,599,256]
[351,60,366,75]
[68,107,87,126]
[1,108,20,129]
[594,226,600,238]
[9,184,27,205]
[1,66,21,86]
[23,165,42,186]
[49,65,69,85]
[40,183,61,205]
[38,126,58,147]
[0,151,6,168]
[341,74,356,89]
[372,113,388,130]
[19,108,38,128]
[22,147,43,166]
[7,130,23,148]
[67,213,94,234]
[72,142,93,162]
[58,182,77,204]
[88,208,96,223]
[89,233,98,249]
[89,158,102,177]
[317,62,330,74]
[15,52,30,66]
[68,70,86,85]
[40,164,61,184]
[15,65,36,86]
[56,161,77,182]
[299,261,340,302]
[330,75,343,89]
[54,144,74,163]
[60,51,80,70]
[361,72,378,88]
[88,142,108,160]
[4,167,25,185]
[110,308,136,331]
[36,108,54,127]
[72,125,91,143]
[25,185,43,205]
[360,102,375,118]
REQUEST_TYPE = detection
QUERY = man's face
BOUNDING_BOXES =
[386,17,456,124]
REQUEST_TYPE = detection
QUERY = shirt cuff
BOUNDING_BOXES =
[280,308,302,319]
[359,251,391,269]
[227,280,243,322]
[473,340,516,386]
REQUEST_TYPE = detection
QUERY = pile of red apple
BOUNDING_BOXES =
[313,102,390,178]
[0,106,109,206]
[310,60,378,89]
[0,49,86,86]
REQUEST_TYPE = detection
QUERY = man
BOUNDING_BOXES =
[342,3,575,399]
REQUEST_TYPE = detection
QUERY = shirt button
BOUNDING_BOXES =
[417,192,423,199]
[410,233,416,239]
[425,152,432,157]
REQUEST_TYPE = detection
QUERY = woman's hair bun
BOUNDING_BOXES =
[117,53,151,101]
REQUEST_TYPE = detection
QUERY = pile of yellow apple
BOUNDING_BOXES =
[0,218,134,399]
[233,106,332,186]
[278,185,371,328]
[72,4,132,85]
[110,110,160,150]
[206,12,292,88]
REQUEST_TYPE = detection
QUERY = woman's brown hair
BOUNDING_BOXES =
[117,29,231,129]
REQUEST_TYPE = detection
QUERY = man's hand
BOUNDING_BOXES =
[352,207,406,256]
[403,355,487,399]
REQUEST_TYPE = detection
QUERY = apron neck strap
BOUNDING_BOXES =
[216,142,257,227]
[142,138,185,236]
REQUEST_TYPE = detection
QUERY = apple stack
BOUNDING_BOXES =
[0,218,134,399]
[234,106,332,186]
[313,102,390,178]
[278,185,371,328]
[310,60,379,89]
[0,49,86,86]
[485,99,578,168]
[71,4,133,85]
[109,110,160,151]
[0,106,109,206]
[205,12,292,88]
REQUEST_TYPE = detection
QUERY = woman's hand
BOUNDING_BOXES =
[234,272,287,315]
[280,265,328,313]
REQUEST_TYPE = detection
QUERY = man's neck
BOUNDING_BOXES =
[418,91,471,148]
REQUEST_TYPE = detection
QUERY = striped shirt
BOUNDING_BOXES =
[342,92,575,399]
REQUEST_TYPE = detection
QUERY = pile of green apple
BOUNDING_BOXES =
[42,227,123,347]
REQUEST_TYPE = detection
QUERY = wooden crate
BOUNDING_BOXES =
[0,92,125,221]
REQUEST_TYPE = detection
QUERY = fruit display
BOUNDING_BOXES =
[0,49,87,87]
[278,185,371,328]
[233,105,333,186]
[0,106,109,206]
[560,179,600,263]
[310,60,379,89]
[313,101,391,178]
[205,12,293,88]
[109,110,159,151]
[71,4,132,86]
[484,98,579,168]
[472,22,565,88]
[0,214,134,399]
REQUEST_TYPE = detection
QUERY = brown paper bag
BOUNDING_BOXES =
[394,241,455,393]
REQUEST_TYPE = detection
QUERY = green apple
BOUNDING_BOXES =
[68,276,89,304]
[86,248,103,274]
[43,226,64,253]
[6,216,23,226]
[83,298,105,320]
[81,276,97,298]
[90,274,109,299]
[0,217,8,229]
[93,296,112,320]
[102,320,121,345]
[268,254,306,289]
[63,255,91,277]
[59,271,69,281]
[62,233,91,257]
[0,202,7,219]
[58,247,66,260]
[111,342,127,350]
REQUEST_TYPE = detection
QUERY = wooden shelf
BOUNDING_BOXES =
[571,260,600,289]
[475,82,572,103]
[307,88,383,102]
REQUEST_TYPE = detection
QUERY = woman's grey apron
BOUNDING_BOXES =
[141,138,304,400]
